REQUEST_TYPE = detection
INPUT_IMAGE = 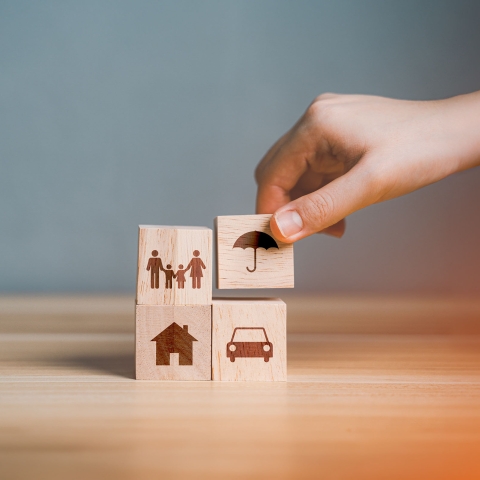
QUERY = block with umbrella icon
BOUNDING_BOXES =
[215,214,294,289]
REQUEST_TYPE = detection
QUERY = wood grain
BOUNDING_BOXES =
[1,296,480,479]
[136,226,212,305]
[215,215,294,289]
[212,298,287,381]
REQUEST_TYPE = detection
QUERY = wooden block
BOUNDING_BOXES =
[136,225,212,305]
[212,298,287,381]
[215,214,294,289]
[135,304,211,380]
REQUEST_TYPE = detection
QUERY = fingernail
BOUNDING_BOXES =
[275,210,303,238]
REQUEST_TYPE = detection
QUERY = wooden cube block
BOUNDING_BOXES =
[215,214,294,289]
[136,225,212,305]
[211,298,287,381]
[135,304,211,380]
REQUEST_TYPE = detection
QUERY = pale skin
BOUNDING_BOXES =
[255,91,480,242]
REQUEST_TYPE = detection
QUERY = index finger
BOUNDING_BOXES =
[255,128,317,214]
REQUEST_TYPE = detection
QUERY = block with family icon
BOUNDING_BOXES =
[136,225,212,306]
[135,215,292,382]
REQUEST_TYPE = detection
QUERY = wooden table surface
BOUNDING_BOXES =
[1,295,480,480]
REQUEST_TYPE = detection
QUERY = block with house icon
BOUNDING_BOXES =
[136,305,211,380]
[135,224,213,381]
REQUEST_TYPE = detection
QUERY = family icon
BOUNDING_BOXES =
[146,250,206,290]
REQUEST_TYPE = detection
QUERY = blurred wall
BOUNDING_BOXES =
[1,0,480,294]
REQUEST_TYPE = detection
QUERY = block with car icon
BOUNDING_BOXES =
[212,298,287,381]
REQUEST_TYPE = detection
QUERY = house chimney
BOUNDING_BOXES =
[183,325,188,333]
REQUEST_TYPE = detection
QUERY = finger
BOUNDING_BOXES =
[254,132,289,185]
[318,219,346,238]
[256,130,327,214]
[289,168,348,201]
[270,163,378,242]
[255,107,316,185]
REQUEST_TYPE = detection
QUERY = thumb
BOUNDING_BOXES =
[270,166,377,243]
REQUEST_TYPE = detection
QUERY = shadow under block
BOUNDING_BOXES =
[136,305,212,380]
[212,298,287,381]
[215,214,294,289]
[137,225,212,306]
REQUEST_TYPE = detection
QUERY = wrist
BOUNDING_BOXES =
[441,91,480,171]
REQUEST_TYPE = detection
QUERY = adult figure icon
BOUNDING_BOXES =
[146,250,164,289]
[185,250,206,289]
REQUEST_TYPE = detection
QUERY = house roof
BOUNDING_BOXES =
[151,322,197,342]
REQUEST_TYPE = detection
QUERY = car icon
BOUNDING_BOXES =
[226,327,273,362]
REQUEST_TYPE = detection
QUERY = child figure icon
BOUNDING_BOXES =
[175,265,187,289]
[163,264,175,289]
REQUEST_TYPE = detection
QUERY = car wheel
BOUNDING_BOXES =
[264,356,269,362]
[230,355,235,362]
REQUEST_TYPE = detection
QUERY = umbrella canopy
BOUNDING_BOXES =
[233,230,279,272]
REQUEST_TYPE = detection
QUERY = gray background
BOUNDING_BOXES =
[1,0,479,294]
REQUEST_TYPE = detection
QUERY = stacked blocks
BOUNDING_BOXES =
[135,214,294,381]
[135,226,212,380]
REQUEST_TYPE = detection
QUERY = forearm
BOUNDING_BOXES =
[440,91,480,172]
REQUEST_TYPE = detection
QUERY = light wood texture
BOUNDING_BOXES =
[1,296,480,479]
[136,305,211,380]
[212,298,286,381]
[283,295,480,334]
[215,214,294,289]
[136,225,212,305]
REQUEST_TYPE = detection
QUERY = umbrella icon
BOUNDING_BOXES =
[233,231,279,272]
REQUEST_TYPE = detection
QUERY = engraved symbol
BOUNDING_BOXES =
[146,250,163,289]
[226,327,273,363]
[164,264,174,289]
[175,264,186,289]
[186,250,206,289]
[232,231,279,272]
[146,250,206,289]
[151,323,197,365]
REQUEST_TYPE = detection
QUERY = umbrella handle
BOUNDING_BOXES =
[246,249,257,273]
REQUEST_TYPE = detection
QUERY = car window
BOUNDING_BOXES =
[232,328,267,343]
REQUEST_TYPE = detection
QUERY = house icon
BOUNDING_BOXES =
[151,322,198,366]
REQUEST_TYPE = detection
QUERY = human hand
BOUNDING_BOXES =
[255,91,480,242]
